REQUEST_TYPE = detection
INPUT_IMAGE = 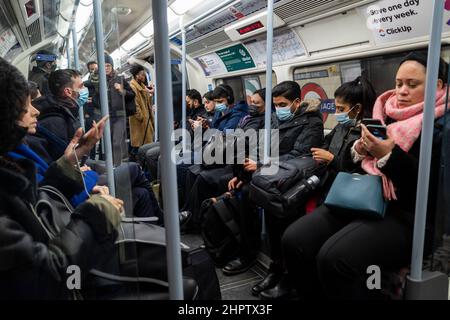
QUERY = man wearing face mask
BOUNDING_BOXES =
[211,84,248,132]
[247,81,324,300]
[28,50,58,97]
[31,69,87,161]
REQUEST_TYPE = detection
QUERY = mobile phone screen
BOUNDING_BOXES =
[367,124,387,139]
[362,118,383,126]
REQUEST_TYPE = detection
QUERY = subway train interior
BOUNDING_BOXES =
[0,0,450,302]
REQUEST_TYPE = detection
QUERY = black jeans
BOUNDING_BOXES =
[282,205,415,299]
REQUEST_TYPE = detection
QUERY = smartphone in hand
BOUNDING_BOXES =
[366,124,387,140]
[362,118,383,126]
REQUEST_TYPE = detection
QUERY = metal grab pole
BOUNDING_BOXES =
[154,73,158,142]
[264,0,274,163]
[72,25,85,132]
[409,0,444,281]
[92,0,116,196]
[152,0,183,300]
[66,37,71,69]
[180,16,187,155]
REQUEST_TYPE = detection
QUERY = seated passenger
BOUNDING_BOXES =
[282,51,448,299]
[0,58,122,299]
[181,89,268,233]
[202,91,216,129]
[211,84,248,132]
[186,89,207,126]
[310,76,376,199]
[226,81,324,291]
[27,71,161,219]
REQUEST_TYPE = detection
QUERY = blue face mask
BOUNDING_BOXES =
[275,105,294,122]
[215,103,227,113]
[335,105,357,126]
[77,87,89,107]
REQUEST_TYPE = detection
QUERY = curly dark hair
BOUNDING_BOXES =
[0,57,29,155]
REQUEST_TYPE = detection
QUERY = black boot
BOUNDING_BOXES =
[251,264,283,296]
[259,275,298,300]
[222,257,256,276]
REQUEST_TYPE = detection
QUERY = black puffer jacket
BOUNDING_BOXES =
[32,95,80,161]
[0,157,117,299]
[273,99,324,161]
[33,95,80,145]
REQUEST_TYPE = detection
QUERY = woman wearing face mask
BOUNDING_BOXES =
[282,51,448,300]
[310,76,376,192]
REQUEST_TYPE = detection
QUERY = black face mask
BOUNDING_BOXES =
[248,104,261,116]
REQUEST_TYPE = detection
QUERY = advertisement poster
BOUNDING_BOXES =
[358,0,450,44]
[195,53,227,76]
[0,29,18,58]
[216,44,256,72]
[245,29,305,68]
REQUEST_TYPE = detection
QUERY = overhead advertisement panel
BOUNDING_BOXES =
[215,43,256,72]
[185,0,283,42]
[358,0,450,45]
[195,53,227,76]
[245,28,305,68]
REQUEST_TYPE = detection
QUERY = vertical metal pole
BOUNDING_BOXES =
[263,0,274,163]
[152,0,183,300]
[180,16,187,155]
[66,37,71,69]
[410,0,444,281]
[72,24,85,132]
[154,71,159,142]
[92,0,116,196]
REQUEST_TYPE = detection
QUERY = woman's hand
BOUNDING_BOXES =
[311,148,334,164]
[64,115,108,165]
[80,165,92,172]
[243,158,257,172]
[228,177,243,191]
[360,124,395,159]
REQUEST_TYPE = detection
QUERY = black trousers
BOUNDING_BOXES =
[182,165,233,222]
[282,205,416,299]
[234,184,261,259]
[264,208,303,271]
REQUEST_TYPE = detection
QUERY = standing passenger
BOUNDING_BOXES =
[129,64,155,157]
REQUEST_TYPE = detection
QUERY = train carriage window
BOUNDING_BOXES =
[217,71,277,105]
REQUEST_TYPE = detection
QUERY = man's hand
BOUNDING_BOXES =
[64,115,108,165]
[114,83,124,95]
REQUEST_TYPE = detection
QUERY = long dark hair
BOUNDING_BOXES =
[334,76,376,119]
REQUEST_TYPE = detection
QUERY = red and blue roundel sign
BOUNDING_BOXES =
[301,82,328,101]
[301,82,330,121]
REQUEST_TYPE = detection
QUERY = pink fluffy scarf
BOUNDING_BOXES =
[361,87,447,200]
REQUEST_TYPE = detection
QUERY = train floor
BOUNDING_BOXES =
[181,233,268,300]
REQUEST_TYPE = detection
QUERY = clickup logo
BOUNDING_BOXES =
[379,29,386,37]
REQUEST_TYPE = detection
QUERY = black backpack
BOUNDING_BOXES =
[249,156,327,218]
[200,192,242,267]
